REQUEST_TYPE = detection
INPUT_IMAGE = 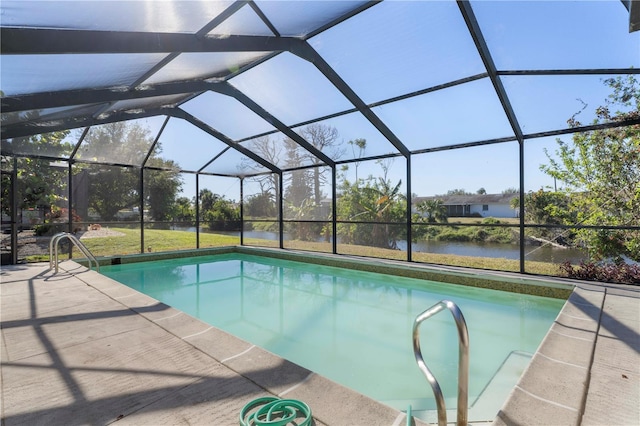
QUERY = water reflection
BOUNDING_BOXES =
[184,227,588,264]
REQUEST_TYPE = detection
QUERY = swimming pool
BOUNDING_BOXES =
[100,252,566,423]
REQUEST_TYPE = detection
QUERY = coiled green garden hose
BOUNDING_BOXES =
[239,396,312,426]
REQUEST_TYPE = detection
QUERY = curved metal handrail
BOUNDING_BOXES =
[49,232,99,273]
[49,232,65,270]
[412,300,469,426]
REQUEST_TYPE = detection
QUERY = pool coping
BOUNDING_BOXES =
[494,280,640,425]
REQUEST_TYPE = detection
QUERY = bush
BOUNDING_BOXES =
[436,229,471,242]
[559,261,640,285]
[481,217,501,225]
[34,223,53,236]
[208,220,241,232]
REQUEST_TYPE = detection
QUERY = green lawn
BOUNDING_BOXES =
[40,227,562,277]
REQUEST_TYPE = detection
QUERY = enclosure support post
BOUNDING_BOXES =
[240,177,244,246]
[406,155,412,262]
[67,161,73,259]
[195,173,200,249]
[10,158,18,265]
[519,139,525,274]
[140,168,145,254]
[278,172,284,249]
[332,165,337,255]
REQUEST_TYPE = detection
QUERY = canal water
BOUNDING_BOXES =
[186,228,588,264]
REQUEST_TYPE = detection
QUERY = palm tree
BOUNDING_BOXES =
[416,199,448,223]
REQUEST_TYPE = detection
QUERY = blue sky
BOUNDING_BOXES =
[198,1,637,201]
[57,0,639,203]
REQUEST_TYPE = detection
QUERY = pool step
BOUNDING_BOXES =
[386,351,533,424]
[469,351,533,421]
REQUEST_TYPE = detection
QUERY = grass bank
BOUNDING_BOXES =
[29,227,563,277]
[414,218,519,244]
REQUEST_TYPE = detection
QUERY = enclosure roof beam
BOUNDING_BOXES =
[171,108,281,174]
[1,28,305,55]
[0,108,174,140]
[1,80,227,113]
[302,1,379,40]
[212,82,335,167]
[197,0,250,37]
[457,0,524,142]
[291,42,412,158]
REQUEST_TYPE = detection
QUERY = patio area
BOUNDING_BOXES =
[1,260,638,425]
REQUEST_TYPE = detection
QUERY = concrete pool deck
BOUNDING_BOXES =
[1,260,638,425]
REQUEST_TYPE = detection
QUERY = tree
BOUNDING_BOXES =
[173,197,194,222]
[198,189,240,230]
[446,188,472,196]
[242,125,342,232]
[245,192,276,218]
[77,122,183,221]
[298,123,343,206]
[540,75,640,261]
[516,189,576,243]
[476,187,487,195]
[348,138,367,182]
[86,164,139,221]
[416,199,448,223]
[1,132,72,218]
[337,159,406,249]
[208,196,240,231]
[283,136,313,215]
[145,166,183,221]
[199,189,216,214]
[241,135,282,204]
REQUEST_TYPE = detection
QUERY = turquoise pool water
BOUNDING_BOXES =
[100,253,565,422]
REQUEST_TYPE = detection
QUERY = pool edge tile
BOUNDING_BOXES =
[282,373,429,426]
[494,385,580,426]
[493,285,604,426]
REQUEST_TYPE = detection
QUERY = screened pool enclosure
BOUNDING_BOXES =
[2,0,639,279]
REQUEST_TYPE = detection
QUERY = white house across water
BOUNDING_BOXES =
[414,194,518,218]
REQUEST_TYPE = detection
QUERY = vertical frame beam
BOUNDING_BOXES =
[10,158,18,265]
[196,173,200,249]
[278,172,284,249]
[332,165,337,255]
[406,155,412,262]
[457,0,526,273]
[519,140,526,273]
[240,177,244,246]
[67,162,73,237]
[64,161,72,260]
[140,168,145,254]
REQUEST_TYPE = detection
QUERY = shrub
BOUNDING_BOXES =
[46,207,82,223]
[34,223,53,236]
[559,261,640,285]
[436,229,471,242]
[481,217,501,225]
